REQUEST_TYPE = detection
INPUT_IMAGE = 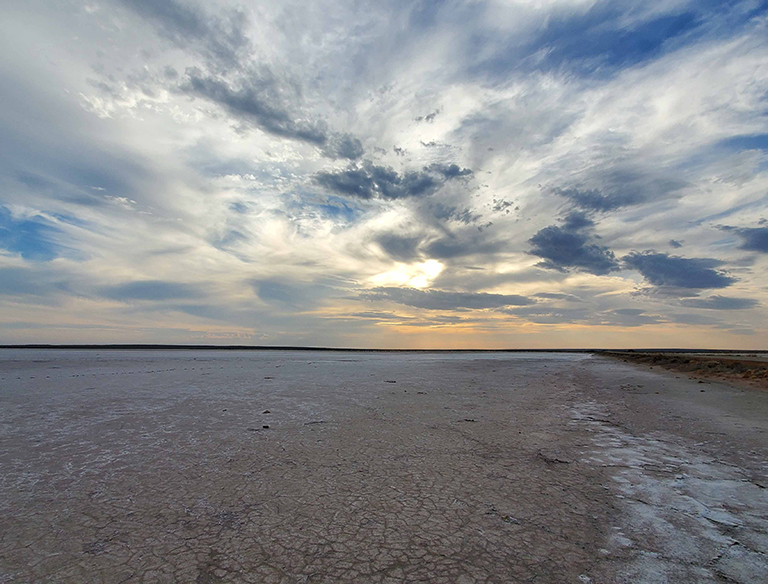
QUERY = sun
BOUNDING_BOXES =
[370,259,444,289]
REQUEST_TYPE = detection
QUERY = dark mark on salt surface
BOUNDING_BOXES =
[538,450,570,464]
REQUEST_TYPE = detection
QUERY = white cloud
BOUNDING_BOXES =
[0,0,767,346]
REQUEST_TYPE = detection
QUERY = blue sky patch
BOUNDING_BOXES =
[317,197,361,223]
[0,207,60,261]
[718,134,768,152]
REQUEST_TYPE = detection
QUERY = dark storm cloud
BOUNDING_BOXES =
[724,226,768,253]
[183,72,363,159]
[315,161,471,200]
[100,280,202,301]
[680,295,759,310]
[623,252,735,289]
[361,287,535,310]
[120,0,249,71]
[528,212,619,275]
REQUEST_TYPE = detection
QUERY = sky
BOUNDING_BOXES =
[1,0,768,349]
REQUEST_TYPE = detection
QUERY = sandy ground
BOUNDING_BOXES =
[1,350,767,583]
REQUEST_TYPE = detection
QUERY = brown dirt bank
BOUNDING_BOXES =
[602,351,768,389]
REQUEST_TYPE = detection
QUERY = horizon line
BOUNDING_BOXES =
[1,344,767,353]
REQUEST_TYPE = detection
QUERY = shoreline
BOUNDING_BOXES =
[602,350,768,390]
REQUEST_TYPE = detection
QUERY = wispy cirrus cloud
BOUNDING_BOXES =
[361,287,536,311]
[0,0,767,347]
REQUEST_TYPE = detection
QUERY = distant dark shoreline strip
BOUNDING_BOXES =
[0,345,766,354]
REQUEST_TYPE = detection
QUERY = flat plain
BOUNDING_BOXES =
[1,350,767,583]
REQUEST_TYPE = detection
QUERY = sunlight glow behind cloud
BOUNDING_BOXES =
[0,0,767,347]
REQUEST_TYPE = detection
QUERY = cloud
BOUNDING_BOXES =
[727,226,768,253]
[492,199,515,213]
[100,280,202,301]
[499,305,591,324]
[415,109,441,123]
[528,212,619,275]
[375,233,422,262]
[346,311,414,322]
[374,221,499,262]
[360,287,535,311]
[553,171,686,211]
[623,252,735,289]
[424,236,503,260]
[2,0,768,346]
[119,0,249,71]
[253,278,344,310]
[431,204,481,225]
[680,295,759,310]
[502,303,665,327]
[183,71,363,159]
[314,161,471,200]
[534,292,583,302]
[427,164,473,179]
[322,134,365,161]
[0,266,72,298]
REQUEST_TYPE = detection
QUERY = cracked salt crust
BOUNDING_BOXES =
[1,350,766,582]
[572,401,768,583]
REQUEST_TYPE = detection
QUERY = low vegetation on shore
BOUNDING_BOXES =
[603,351,768,387]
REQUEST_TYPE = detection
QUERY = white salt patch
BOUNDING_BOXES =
[572,401,768,583]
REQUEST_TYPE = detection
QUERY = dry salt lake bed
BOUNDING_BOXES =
[1,350,767,583]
